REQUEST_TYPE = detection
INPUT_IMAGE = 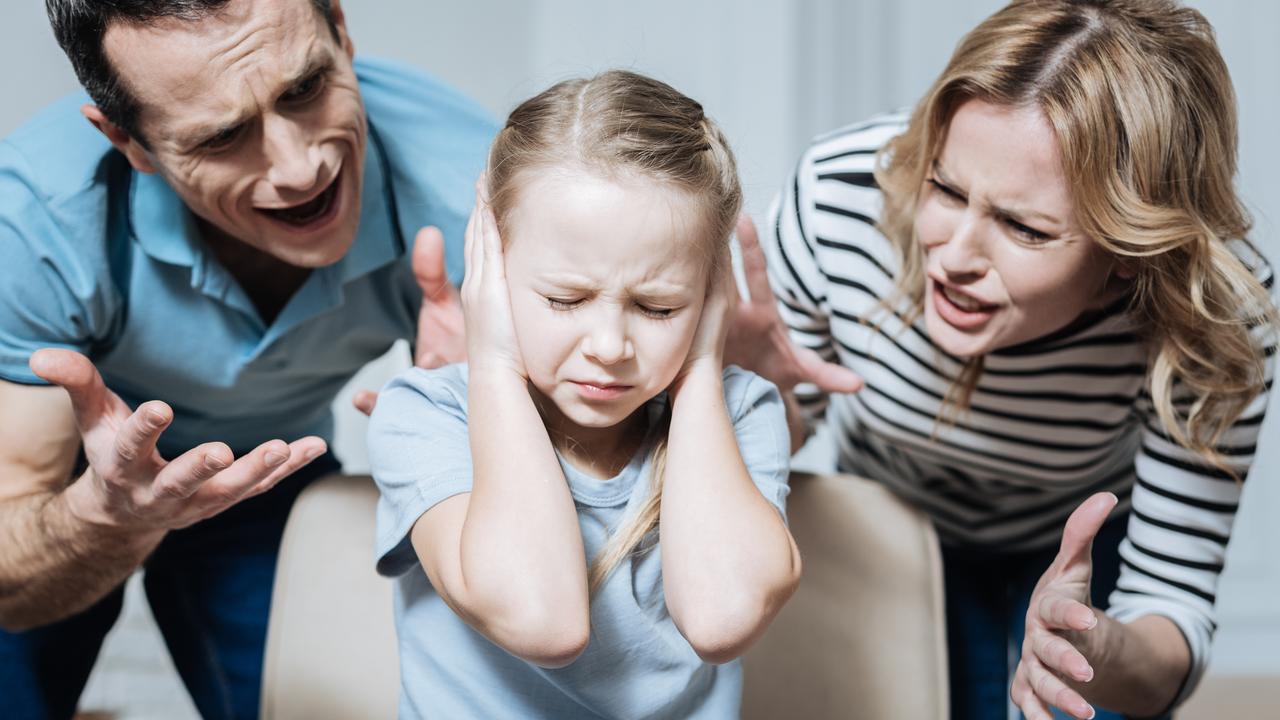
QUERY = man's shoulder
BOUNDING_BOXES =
[3,92,121,204]
[355,56,498,140]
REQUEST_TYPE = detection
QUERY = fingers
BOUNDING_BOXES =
[29,348,114,428]
[794,345,865,393]
[1031,627,1094,682]
[1011,670,1055,720]
[1038,592,1098,632]
[735,213,775,304]
[151,441,233,500]
[188,439,293,513]
[478,201,503,275]
[1055,492,1119,569]
[112,400,173,466]
[352,390,378,416]
[1024,655,1095,719]
[462,205,480,297]
[241,436,328,499]
[412,226,451,302]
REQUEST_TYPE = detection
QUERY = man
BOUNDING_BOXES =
[0,0,492,717]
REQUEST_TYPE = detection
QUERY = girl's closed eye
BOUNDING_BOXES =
[546,296,586,311]
[636,303,677,320]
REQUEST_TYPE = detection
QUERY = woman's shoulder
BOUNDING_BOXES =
[799,109,911,171]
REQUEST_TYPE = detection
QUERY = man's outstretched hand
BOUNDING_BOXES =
[31,349,326,533]
[353,225,466,416]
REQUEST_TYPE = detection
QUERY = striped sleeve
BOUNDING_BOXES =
[1107,245,1276,707]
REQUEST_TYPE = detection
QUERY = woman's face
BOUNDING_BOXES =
[914,99,1121,357]
[501,170,709,441]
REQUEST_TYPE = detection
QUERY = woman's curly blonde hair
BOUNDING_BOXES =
[875,0,1276,474]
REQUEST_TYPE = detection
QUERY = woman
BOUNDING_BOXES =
[729,1,1277,718]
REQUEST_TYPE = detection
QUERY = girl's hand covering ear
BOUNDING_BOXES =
[461,179,526,380]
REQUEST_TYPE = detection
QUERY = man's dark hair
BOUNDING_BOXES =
[46,0,336,147]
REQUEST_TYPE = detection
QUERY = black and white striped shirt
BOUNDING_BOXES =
[767,113,1276,696]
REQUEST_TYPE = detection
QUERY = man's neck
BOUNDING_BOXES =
[198,219,311,327]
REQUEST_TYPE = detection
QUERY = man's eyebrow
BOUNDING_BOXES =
[282,52,333,91]
[177,53,334,149]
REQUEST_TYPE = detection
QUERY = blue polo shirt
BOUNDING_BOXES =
[0,57,496,457]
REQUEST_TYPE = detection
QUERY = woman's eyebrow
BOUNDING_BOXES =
[933,160,1061,227]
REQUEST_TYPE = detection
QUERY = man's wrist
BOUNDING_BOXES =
[61,471,165,543]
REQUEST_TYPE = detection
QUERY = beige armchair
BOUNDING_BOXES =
[260,472,948,719]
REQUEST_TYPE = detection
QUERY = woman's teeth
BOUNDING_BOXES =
[943,285,984,311]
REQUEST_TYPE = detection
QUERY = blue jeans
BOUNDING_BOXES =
[943,513,1169,720]
[0,452,341,720]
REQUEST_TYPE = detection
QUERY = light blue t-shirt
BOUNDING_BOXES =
[0,57,496,456]
[369,363,792,719]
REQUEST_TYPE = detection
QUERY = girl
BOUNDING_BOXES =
[730,1,1277,718]
[368,71,800,719]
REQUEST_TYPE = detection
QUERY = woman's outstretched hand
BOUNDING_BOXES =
[1012,492,1118,720]
[724,214,863,395]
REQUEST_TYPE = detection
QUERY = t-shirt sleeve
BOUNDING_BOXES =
[1107,243,1276,707]
[367,365,475,577]
[0,141,117,384]
[723,366,792,517]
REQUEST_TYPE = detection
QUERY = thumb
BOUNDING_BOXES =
[794,346,864,394]
[412,226,450,301]
[352,390,378,417]
[1055,492,1118,570]
[29,348,112,426]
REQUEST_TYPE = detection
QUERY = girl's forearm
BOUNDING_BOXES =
[1073,613,1190,715]
[661,365,801,663]
[456,369,589,663]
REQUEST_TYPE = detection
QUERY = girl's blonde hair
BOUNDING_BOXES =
[875,0,1277,470]
[486,70,743,592]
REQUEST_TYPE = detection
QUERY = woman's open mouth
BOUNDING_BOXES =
[932,280,999,330]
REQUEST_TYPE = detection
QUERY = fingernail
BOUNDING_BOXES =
[205,455,228,471]
[1085,613,1098,629]
[265,451,287,467]
[1083,704,1095,719]
[304,447,322,461]
[147,410,166,426]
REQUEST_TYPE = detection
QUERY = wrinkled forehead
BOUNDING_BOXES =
[101,0,331,139]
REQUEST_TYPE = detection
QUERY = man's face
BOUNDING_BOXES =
[103,0,366,268]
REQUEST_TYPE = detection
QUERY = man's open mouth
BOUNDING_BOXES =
[259,173,341,227]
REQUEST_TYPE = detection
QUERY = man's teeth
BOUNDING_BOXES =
[943,286,984,311]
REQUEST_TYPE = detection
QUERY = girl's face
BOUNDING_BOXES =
[914,99,1122,357]
[502,171,709,440]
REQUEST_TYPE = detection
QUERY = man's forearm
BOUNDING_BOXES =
[0,478,164,631]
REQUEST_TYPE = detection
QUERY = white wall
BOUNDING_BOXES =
[2,3,1276,711]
